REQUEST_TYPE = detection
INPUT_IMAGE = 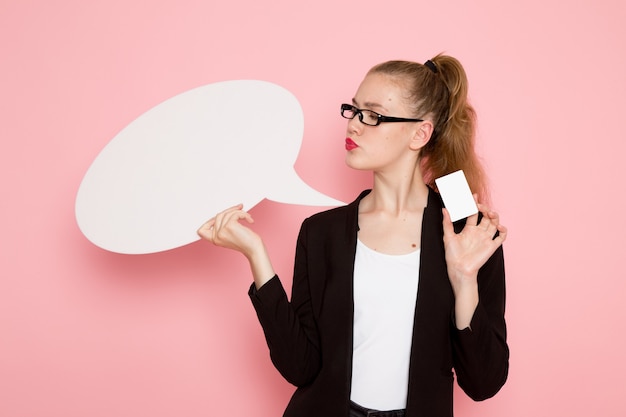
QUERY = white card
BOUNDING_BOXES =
[435,170,478,222]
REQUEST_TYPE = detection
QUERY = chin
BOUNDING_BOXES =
[344,155,371,171]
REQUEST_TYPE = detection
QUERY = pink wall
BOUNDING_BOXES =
[2,0,625,415]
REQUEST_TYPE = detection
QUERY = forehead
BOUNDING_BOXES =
[353,73,409,112]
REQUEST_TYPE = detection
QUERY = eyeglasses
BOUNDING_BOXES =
[340,103,424,127]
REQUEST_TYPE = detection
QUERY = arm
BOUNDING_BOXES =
[198,208,321,386]
[249,219,322,386]
[451,246,508,400]
[442,203,509,400]
[442,202,507,329]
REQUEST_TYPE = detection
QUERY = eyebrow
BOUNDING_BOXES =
[352,98,387,112]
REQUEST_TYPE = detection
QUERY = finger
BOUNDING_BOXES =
[487,210,500,230]
[219,208,254,233]
[476,203,498,218]
[466,211,479,227]
[213,209,256,246]
[198,204,244,240]
[486,210,502,235]
[480,212,497,232]
[485,218,499,237]
[442,208,455,236]
[197,218,216,241]
[227,203,245,213]
[213,211,225,234]
[476,204,498,222]
[221,203,244,212]
[476,213,491,230]
[214,203,244,232]
[494,224,508,244]
[475,203,498,228]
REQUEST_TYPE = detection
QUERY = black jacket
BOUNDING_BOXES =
[249,188,508,417]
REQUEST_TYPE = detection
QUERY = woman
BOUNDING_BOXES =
[198,54,509,417]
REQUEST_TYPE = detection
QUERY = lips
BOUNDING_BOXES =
[345,138,358,151]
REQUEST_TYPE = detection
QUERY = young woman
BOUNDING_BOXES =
[198,54,509,417]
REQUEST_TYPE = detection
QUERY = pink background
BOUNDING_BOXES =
[2,0,625,416]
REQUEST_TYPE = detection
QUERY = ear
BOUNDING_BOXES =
[409,120,434,151]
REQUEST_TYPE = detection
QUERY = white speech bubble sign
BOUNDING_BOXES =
[75,80,344,254]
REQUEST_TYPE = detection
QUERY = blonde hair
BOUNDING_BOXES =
[369,54,489,202]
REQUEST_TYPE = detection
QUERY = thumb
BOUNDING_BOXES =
[442,208,455,236]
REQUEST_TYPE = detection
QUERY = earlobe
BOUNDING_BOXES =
[409,121,434,151]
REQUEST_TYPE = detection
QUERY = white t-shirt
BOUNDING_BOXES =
[350,239,420,410]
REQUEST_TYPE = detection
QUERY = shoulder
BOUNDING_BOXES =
[303,190,369,227]
[296,190,370,243]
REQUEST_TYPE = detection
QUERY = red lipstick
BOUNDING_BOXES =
[345,138,358,151]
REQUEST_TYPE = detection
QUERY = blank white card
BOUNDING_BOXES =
[435,170,478,222]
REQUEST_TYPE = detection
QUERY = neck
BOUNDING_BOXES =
[365,165,429,215]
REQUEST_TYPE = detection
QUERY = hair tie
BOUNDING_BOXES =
[424,60,438,74]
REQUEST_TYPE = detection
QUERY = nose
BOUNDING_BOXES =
[347,114,363,135]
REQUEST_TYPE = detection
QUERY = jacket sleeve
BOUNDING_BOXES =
[451,245,509,401]
[248,219,321,386]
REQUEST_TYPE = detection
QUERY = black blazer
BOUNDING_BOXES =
[249,188,508,417]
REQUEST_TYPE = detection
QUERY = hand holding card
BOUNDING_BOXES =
[435,170,478,222]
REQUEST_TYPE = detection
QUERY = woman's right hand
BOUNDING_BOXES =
[197,204,275,288]
[197,204,260,258]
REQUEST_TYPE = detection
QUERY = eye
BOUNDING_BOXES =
[362,110,380,124]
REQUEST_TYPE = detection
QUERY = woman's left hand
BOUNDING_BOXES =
[442,201,508,293]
